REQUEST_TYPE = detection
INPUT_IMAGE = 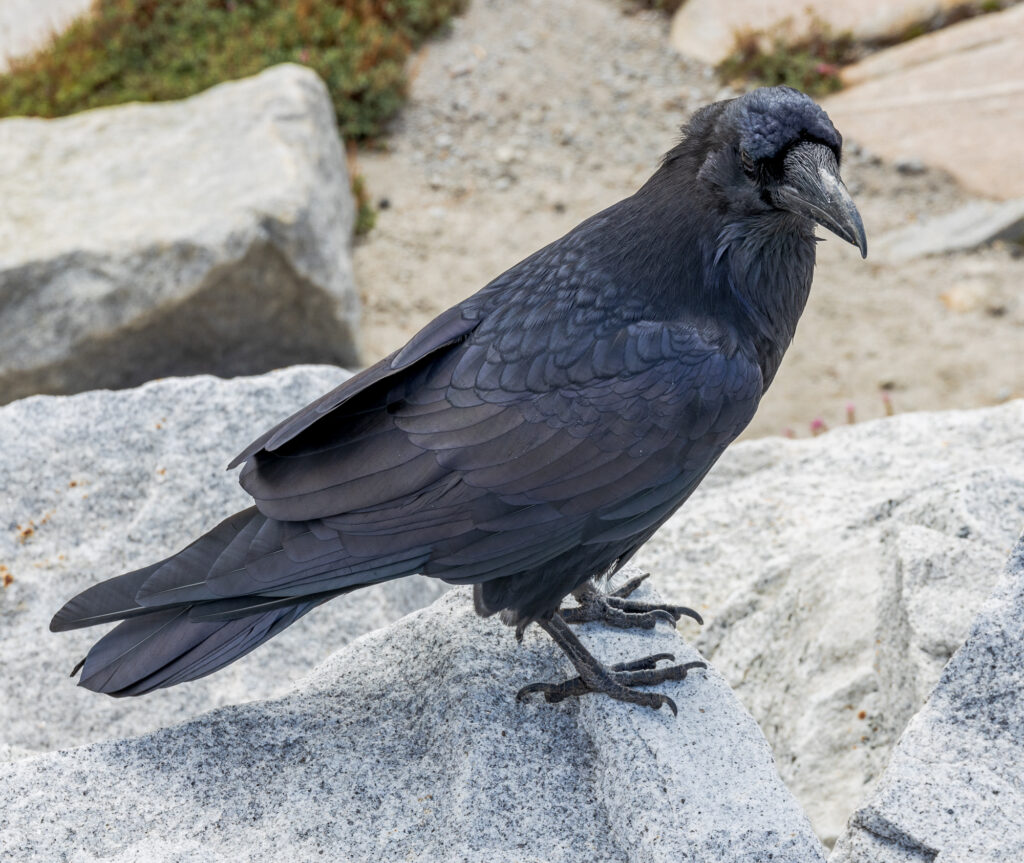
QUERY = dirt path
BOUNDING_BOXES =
[352,0,1023,439]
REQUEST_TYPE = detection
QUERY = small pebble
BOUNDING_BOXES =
[895,158,926,176]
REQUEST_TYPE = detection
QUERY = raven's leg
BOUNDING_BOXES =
[517,612,705,714]
[560,573,704,629]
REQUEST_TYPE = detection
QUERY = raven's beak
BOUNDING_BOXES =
[774,141,868,258]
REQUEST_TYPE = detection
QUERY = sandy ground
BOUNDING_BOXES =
[352,0,1023,440]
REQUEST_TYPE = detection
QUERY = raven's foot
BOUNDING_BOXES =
[560,574,703,629]
[517,613,706,715]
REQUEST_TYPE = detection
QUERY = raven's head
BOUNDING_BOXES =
[686,86,867,258]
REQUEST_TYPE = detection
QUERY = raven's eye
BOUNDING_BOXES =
[740,148,755,174]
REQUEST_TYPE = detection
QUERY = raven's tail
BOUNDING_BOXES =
[49,507,344,697]
[64,600,324,697]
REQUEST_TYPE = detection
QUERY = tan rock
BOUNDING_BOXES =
[669,0,966,66]
[841,4,1024,86]
[940,279,999,313]
[825,5,1024,200]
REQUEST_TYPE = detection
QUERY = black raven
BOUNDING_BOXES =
[52,87,866,713]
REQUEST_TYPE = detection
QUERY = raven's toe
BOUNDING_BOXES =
[562,579,703,629]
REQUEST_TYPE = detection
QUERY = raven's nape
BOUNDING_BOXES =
[72,599,323,697]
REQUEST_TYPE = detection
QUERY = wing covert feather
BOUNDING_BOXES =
[232,296,763,591]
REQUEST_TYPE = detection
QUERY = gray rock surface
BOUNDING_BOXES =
[831,533,1024,862]
[0,64,360,405]
[873,198,1024,262]
[0,365,446,757]
[0,587,827,863]
[3,359,1021,855]
[634,400,1024,845]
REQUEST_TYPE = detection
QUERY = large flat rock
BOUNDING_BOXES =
[0,588,827,863]
[635,399,1024,844]
[0,64,360,404]
[831,533,1024,862]
[0,366,446,757]
[670,1,966,66]
[825,5,1024,200]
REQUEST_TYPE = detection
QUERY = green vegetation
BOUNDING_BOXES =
[0,0,463,139]
[623,0,686,14]
[350,173,377,236]
[716,17,858,98]
[716,2,1017,97]
[0,0,464,233]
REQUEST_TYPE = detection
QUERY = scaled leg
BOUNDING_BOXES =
[517,612,705,714]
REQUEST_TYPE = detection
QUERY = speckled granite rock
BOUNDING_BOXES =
[831,533,1024,862]
[0,64,360,404]
[3,358,1020,857]
[0,366,446,757]
[0,588,826,863]
[635,399,1024,844]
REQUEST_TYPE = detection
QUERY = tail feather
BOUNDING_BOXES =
[77,600,323,696]
[134,508,263,606]
[50,504,423,697]
[187,586,354,622]
[49,559,169,632]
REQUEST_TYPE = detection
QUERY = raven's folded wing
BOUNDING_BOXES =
[56,316,763,644]
[234,317,763,588]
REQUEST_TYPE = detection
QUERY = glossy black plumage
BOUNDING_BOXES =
[52,87,866,698]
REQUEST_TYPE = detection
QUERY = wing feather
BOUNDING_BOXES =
[229,301,762,595]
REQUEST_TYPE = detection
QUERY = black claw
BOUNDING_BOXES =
[661,695,678,716]
[517,679,586,704]
[603,596,703,626]
[516,682,547,702]
[652,609,677,627]
[681,607,704,626]
[612,652,675,672]
[564,576,703,632]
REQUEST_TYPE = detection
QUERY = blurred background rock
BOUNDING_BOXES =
[0,0,1020,427]
[0,0,464,402]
